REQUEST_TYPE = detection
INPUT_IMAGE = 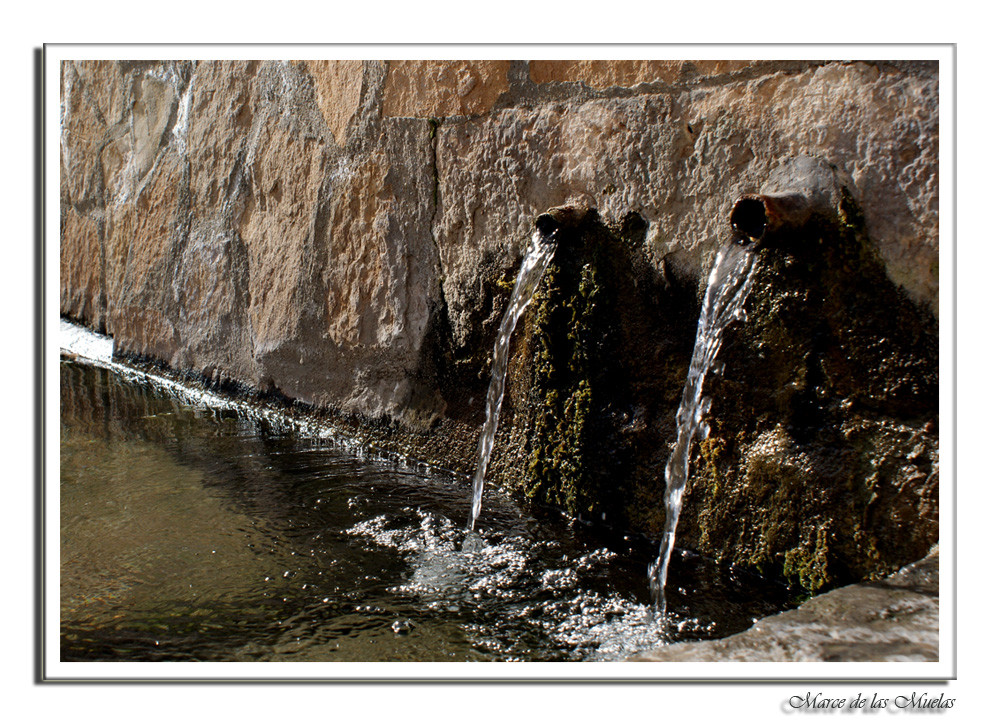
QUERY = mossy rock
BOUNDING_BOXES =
[492,209,698,529]
[681,189,938,593]
[481,190,936,596]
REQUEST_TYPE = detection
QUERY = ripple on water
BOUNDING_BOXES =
[60,348,791,663]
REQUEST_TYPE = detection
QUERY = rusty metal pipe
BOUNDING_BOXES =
[730,192,816,246]
[729,157,845,246]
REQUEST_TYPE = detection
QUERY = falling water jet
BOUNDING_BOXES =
[463,204,587,549]
[647,243,759,613]
[648,157,844,612]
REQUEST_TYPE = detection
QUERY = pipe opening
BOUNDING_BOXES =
[535,213,560,242]
[535,202,591,245]
[730,196,768,244]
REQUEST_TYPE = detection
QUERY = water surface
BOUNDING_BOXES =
[60,358,790,662]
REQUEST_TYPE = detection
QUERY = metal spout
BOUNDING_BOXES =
[729,156,846,247]
[730,193,814,245]
[534,212,561,240]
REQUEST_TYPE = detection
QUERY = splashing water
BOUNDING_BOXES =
[648,243,758,612]
[60,346,792,662]
[466,229,557,537]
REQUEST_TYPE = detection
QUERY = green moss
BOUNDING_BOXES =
[495,272,516,294]
[685,186,938,592]
[698,436,727,499]
[485,186,935,594]
[782,525,832,593]
[493,209,696,532]
[523,257,608,516]
[517,214,628,520]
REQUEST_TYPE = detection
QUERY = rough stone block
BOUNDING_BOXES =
[383,60,510,118]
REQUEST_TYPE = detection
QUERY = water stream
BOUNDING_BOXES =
[648,244,758,612]
[465,228,557,535]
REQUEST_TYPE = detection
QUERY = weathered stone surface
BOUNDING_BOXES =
[629,548,939,662]
[307,117,443,422]
[104,150,186,361]
[680,63,939,309]
[60,61,108,209]
[322,153,395,349]
[60,209,103,324]
[71,60,127,126]
[433,96,691,352]
[383,60,510,118]
[185,60,256,215]
[238,118,326,352]
[302,60,364,145]
[171,218,254,383]
[529,59,755,88]
[129,74,177,184]
[432,63,938,379]
[164,60,258,384]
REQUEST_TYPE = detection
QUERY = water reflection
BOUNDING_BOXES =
[60,360,790,662]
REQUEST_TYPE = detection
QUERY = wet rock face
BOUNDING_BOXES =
[60,59,939,588]
[679,178,938,592]
[489,190,937,594]
[491,210,699,526]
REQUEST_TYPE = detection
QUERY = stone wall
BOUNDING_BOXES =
[60,58,939,591]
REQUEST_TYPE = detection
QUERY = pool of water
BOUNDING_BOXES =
[59,358,792,662]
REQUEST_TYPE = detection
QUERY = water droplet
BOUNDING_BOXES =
[698,421,711,440]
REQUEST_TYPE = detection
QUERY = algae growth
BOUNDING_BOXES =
[680,188,938,593]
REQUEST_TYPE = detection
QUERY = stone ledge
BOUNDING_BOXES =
[629,547,939,662]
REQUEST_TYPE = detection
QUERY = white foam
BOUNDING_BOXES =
[60,318,113,363]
